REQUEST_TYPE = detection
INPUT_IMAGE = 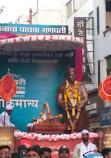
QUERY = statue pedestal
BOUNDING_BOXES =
[0,127,17,151]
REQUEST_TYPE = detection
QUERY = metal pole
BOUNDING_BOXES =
[37,0,38,24]
[37,0,38,12]
[3,101,6,126]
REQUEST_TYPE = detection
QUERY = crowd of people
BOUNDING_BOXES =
[0,144,70,158]
[0,129,111,158]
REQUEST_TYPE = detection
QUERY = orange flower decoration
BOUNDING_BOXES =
[99,76,111,102]
[0,74,17,101]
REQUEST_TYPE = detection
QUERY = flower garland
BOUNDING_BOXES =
[64,80,81,132]
[14,130,98,141]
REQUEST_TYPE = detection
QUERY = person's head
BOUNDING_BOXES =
[32,145,40,155]
[39,147,52,158]
[5,104,13,115]
[81,129,89,143]
[0,145,11,158]
[27,147,39,158]
[58,146,70,158]
[101,148,111,158]
[66,67,76,83]
[11,152,19,158]
[18,145,27,153]
[18,145,27,158]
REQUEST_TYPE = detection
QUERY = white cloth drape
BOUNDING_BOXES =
[0,111,15,126]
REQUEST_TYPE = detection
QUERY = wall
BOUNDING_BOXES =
[93,0,111,86]
[67,0,93,36]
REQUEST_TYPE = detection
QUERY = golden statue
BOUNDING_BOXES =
[57,67,89,133]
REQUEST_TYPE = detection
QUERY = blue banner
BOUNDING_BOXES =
[0,23,68,35]
[0,50,75,132]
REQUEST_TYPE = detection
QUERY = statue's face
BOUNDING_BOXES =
[67,68,76,83]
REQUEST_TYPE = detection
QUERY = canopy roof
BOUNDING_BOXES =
[0,35,84,52]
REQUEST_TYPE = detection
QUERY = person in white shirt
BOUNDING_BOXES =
[72,129,97,158]
[0,104,15,127]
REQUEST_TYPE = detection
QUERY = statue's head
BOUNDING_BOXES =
[66,67,76,83]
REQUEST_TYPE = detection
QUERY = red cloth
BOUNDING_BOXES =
[0,33,16,40]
